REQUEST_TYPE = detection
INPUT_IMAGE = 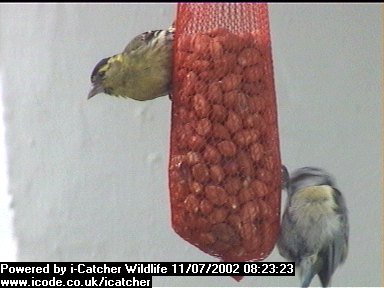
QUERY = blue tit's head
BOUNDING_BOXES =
[288,167,336,196]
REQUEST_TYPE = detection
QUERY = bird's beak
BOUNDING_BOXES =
[87,84,105,99]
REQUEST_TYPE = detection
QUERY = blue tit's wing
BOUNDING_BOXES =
[277,209,310,262]
[317,188,349,287]
[277,211,298,261]
[332,188,349,263]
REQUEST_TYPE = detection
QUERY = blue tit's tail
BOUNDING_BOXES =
[300,256,318,288]
[317,233,346,287]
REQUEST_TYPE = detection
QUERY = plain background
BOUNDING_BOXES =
[0,3,382,287]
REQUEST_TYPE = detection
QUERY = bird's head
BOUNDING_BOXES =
[288,167,336,197]
[88,54,124,99]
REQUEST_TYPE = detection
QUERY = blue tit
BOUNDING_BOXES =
[277,167,349,287]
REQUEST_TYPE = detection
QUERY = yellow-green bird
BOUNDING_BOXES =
[88,25,174,101]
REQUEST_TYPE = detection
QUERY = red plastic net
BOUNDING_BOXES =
[169,3,281,265]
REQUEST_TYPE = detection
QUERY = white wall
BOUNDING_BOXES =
[0,3,381,287]
[0,71,16,261]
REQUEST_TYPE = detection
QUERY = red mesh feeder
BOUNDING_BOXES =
[168,3,281,277]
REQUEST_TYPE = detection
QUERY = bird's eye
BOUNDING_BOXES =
[90,57,110,81]
[97,70,106,78]
[104,87,113,95]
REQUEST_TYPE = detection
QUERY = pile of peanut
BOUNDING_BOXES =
[169,28,280,261]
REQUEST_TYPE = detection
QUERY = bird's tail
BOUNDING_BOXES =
[168,21,175,33]
[300,256,318,288]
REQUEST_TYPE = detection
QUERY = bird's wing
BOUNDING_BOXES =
[317,188,349,287]
[332,188,349,263]
[123,29,174,55]
[123,31,158,54]
[277,210,309,261]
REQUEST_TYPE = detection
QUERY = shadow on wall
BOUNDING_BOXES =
[0,71,17,261]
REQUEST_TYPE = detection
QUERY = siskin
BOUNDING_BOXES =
[88,25,174,101]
